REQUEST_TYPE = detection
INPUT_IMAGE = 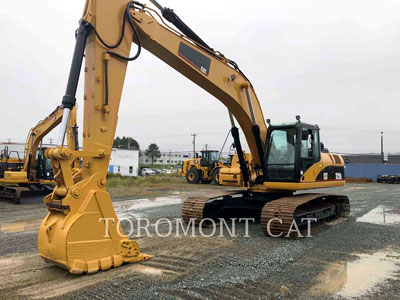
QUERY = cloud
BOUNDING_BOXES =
[0,0,399,154]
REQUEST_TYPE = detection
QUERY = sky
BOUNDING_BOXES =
[0,0,399,154]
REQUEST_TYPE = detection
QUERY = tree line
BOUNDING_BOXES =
[113,136,161,164]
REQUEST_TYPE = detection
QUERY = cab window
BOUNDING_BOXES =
[314,130,321,162]
[268,129,296,164]
[265,127,297,181]
[300,128,320,173]
[202,152,209,162]
[210,152,219,161]
[300,129,313,159]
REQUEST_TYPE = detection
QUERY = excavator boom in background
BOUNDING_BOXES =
[35,0,349,274]
[0,106,78,203]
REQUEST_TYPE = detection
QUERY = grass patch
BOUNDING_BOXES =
[106,173,225,200]
[106,173,185,188]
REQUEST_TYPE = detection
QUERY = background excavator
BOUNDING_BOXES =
[34,0,349,274]
[0,106,78,203]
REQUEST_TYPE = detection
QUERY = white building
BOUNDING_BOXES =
[139,151,191,166]
[109,148,139,176]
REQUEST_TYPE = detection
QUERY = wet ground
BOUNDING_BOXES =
[0,183,399,299]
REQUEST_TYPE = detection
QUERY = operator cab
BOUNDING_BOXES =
[35,147,54,180]
[200,150,219,169]
[264,119,321,182]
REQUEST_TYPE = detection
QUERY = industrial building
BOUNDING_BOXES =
[108,148,140,176]
[342,154,400,164]
[139,151,191,166]
[343,153,400,181]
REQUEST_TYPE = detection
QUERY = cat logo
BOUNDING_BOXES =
[200,66,208,74]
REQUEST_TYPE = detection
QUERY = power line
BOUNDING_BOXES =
[134,131,229,139]
[322,126,400,134]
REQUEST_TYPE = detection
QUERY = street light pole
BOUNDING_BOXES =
[381,132,384,164]
[191,133,197,158]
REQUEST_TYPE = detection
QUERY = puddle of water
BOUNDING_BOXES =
[114,196,182,219]
[310,249,400,298]
[344,187,377,191]
[0,257,25,271]
[130,264,172,276]
[17,262,169,299]
[357,205,400,226]
[0,219,42,233]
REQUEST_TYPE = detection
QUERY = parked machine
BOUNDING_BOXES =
[24,0,350,274]
[377,175,400,184]
[180,150,229,184]
[219,151,252,187]
[0,146,24,175]
[0,106,78,203]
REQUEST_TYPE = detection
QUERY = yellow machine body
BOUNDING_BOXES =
[2,171,28,181]
[262,152,345,191]
[219,152,252,187]
[35,0,348,274]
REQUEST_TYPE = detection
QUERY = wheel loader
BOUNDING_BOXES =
[14,0,350,274]
[181,150,229,184]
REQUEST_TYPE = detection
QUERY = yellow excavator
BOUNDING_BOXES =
[33,0,349,274]
[0,106,78,203]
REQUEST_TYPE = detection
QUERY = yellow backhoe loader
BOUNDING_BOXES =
[180,150,229,184]
[31,0,349,274]
[0,106,78,203]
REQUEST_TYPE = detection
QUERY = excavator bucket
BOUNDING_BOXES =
[38,171,150,274]
[37,0,151,274]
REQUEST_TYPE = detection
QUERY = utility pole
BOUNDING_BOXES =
[49,138,53,145]
[169,150,172,166]
[381,132,384,164]
[191,133,197,158]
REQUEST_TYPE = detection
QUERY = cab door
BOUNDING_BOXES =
[298,127,321,178]
[200,151,213,168]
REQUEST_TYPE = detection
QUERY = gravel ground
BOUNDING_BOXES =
[0,183,399,300]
